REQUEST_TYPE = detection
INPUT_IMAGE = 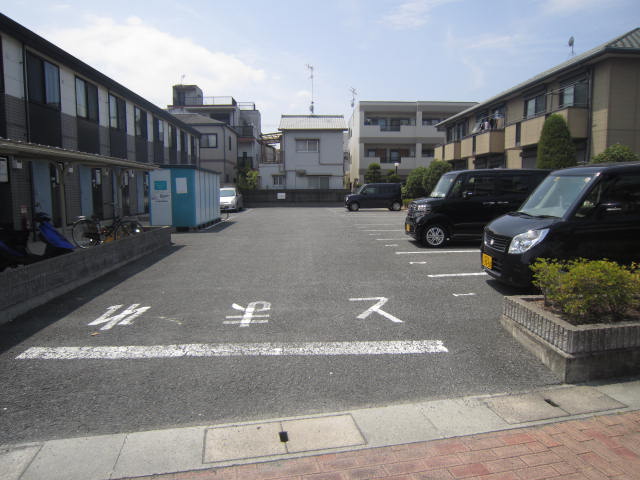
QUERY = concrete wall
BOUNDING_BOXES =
[0,227,172,325]
[242,189,348,205]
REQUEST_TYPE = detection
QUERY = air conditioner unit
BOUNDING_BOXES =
[295,169,306,176]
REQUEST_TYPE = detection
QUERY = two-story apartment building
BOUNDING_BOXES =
[166,110,238,184]
[347,101,476,187]
[169,85,262,175]
[435,28,640,170]
[0,13,200,231]
[277,115,347,190]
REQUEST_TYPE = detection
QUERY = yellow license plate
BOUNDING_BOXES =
[405,223,411,232]
[482,253,493,270]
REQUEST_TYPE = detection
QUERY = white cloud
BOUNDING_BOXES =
[381,0,459,30]
[44,16,266,109]
[540,0,616,14]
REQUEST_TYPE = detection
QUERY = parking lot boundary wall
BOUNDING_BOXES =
[242,189,349,205]
[0,227,172,325]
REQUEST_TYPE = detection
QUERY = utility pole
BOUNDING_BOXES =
[306,64,315,114]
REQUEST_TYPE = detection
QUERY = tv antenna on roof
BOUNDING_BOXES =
[180,74,186,84]
[349,87,357,108]
[306,64,315,114]
[568,36,575,57]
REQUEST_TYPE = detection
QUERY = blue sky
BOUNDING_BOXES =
[2,0,639,131]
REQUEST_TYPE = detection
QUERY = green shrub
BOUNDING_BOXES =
[531,259,640,324]
[591,144,639,164]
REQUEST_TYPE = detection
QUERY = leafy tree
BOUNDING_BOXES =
[591,144,639,164]
[237,169,259,190]
[536,114,576,169]
[402,166,429,199]
[364,163,382,183]
[385,171,401,183]
[422,160,452,195]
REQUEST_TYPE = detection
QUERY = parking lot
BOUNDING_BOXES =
[0,207,560,445]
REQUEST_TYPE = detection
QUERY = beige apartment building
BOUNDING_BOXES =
[435,28,640,170]
[347,101,476,187]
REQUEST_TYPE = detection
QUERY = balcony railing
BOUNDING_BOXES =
[233,125,256,137]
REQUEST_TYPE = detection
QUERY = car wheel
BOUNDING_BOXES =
[422,224,448,248]
[389,201,402,211]
[349,202,360,212]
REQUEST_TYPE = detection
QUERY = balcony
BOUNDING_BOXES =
[443,142,461,161]
[475,129,505,155]
[233,125,256,138]
[520,115,546,147]
[361,123,441,141]
[556,107,589,139]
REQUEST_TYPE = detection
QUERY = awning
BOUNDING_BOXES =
[0,137,159,170]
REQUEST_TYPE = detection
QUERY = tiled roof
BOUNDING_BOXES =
[279,115,347,131]
[440,27,640,126]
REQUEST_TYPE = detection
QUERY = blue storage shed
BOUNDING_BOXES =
[149,166,220,228]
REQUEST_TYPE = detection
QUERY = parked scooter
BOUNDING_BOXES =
[0,212,75,272]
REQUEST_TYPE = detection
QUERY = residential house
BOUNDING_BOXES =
[435,28,640,170]
[0,13,200,231]
[166,110,238,184]
[347,101,476,187]
[169,85,262,177]
[276,115,347,190]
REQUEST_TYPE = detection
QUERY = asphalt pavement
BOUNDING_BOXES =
[0,205,593,478]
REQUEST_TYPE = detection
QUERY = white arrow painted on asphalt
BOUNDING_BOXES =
[349,297,403,323]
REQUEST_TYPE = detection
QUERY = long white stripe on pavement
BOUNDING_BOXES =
[396,250,478,254]
[17,340,448,360]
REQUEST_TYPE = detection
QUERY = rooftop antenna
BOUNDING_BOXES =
[180,74,186,84]
[568,36,575,57]
[305,64,315,114]
[349,87,357,108]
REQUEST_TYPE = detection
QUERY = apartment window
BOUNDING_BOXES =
[422,118,441,126]
[308,176,330,188]
[134,107,147,138]
[109,94,126,130]
[296,139,319,152]
[169,125,176,148]
[559,80,588,108]
[154,117,164,144]
[228,135,232,151]
[524,92,546,118]
[273,175,286,186]
[200,134,218,148]
[180,131,188,152]
[26,51,60,108]
[75,77,98,122]
[422,146,435,157]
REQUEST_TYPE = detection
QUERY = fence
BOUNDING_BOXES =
[242,189,349,205]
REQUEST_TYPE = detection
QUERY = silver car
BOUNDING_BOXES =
[220,187,243,212]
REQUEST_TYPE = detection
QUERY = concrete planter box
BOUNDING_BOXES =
[0,226,172,325]
[501,295,640,383]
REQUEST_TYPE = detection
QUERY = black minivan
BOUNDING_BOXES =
[482,162,640,288]
[345,183,403,211]
[405,169,549,247]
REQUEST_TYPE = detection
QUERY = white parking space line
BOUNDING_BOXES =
[427,272,487,278]
[16,341,449,360]
[396,250,478,254]
[364,230,402,232]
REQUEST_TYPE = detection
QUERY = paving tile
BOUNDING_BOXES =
[448,462,491,478]
[0,445,41,480]
[515,465,561,480]
[485,393,567,424]
[203,422,287,463]
[283,415,366,454]
[412,468,455,479]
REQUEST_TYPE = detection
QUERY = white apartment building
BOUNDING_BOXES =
[275,115,347,190]
[347,101,476,187]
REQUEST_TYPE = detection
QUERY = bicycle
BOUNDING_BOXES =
[71,211,144,248]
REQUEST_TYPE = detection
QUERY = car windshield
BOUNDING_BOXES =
[429,173,456,198]
[518,174,595,218]
[356,185,367,194]
[220,189,236,197]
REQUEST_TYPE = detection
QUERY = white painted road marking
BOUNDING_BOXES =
[224,301,271,327]
[349,297,403,323]
[409,261,428,265]
[396,250,478,254]
[453,293,477,297]
[428,272,487,278]
[88,304,151,331]
[385,244,399,247]
[16,341,448,360]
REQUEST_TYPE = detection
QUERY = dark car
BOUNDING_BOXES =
[481,162,640,288]
[405,169,549,247]
[345,183,403,211]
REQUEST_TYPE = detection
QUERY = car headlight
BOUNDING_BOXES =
[416,204,431,213]
[508,228,549,254]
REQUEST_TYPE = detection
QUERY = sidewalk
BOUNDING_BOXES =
[2,380,639,480]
